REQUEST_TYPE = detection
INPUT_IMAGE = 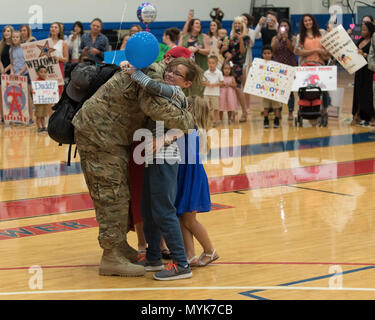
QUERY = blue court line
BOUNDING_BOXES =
[1,131,375,182]
[207,131,375,159]
[239,266,375,300]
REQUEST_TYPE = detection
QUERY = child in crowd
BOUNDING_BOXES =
[261,45,281,128]
[203,55,224,127]
[219,61,238,124]
[33,65,51,132]
[9,30,34,125]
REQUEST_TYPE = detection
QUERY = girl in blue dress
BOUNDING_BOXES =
[175,96,219,267]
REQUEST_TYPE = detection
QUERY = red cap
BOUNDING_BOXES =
[164,46,195,60]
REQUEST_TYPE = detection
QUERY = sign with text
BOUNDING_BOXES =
[321,24,367,74]
[31,80,59,104]
[292,66,337,91]
[244,58,296,104]
[21,39,64,85]
[1,75,29,124]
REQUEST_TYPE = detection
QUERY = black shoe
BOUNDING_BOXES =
[264,117,269,128]
[274,117,280,128]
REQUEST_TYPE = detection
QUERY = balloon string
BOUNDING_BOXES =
[112,1,128,64]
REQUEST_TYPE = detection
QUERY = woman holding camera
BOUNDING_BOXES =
[271,19,297,120]
[224,16,250,122]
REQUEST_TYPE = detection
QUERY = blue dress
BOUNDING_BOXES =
[174,129,211,216]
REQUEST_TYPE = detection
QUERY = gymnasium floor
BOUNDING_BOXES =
[1,70,375,300]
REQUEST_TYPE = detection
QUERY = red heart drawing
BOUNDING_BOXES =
[350,24,355,29]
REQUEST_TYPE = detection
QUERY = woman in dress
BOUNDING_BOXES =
[224,16,250,122]
[352,22,375,126]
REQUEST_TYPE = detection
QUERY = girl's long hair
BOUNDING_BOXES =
[0,25,14,56]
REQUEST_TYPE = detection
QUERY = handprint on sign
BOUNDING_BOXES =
[6,83,24,116]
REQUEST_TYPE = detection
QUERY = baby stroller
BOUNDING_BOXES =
[295,85,328,127]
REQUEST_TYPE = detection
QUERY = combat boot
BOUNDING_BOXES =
[119,241,139,263]
[99,247,145,277]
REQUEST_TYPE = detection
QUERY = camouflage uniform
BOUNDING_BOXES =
[72,62,195,250]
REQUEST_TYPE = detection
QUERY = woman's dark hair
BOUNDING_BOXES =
[73,21,84,35]
[363,21,375,38]
[187,18,202,34]
[299,14,321,45]
[208,19,222,37]
[241,13,254,28]
[363,15,374,23]
[279,18,293,40]
[164,27,180,42]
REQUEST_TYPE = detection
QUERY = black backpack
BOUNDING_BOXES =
[48,60,121,165]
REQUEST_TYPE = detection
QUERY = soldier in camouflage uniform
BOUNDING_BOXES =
[72,49,195,277]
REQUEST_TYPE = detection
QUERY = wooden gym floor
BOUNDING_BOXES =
[1,70,375,300]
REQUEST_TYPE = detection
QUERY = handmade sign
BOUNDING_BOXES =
[321,24,367,74]
[292,66,337,91]
[31,80,59,105]
[21,39,64,85]
[1,75,29,124]
[244,58,296,104]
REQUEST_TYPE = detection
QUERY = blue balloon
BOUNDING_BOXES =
[125,31,159,69]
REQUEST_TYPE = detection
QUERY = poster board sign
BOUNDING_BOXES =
[321,24,367,74]
[21,39,64,85]
[292,66,337,91]
[31,80,59,104]
[244,58,296,104]
[1,75,29,124]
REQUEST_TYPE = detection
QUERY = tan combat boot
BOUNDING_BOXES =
[119,241,139,263]
[99,247,145,277]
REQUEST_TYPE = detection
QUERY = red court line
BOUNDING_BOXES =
[2,261,375,271]
[208,158,375,194]
[1,158,375,221]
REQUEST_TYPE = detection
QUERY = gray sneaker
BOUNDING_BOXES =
[144,260,164,271]
[153,263,192,281]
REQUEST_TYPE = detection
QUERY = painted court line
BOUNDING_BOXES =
[2,131,375,183]
[1,286,375,296]
[1,158,375,222]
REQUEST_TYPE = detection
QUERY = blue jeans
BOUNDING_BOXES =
[141,162,188,267]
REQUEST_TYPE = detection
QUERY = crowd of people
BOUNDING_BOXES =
[1,9,375,281]
[1,11,375,128]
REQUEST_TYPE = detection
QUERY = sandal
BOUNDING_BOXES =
[187,256,199,268]
[198,249,219,267]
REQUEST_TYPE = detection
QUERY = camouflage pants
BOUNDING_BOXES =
[75,130,131,250]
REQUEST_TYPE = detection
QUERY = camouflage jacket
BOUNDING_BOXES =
[72,62,195,149]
